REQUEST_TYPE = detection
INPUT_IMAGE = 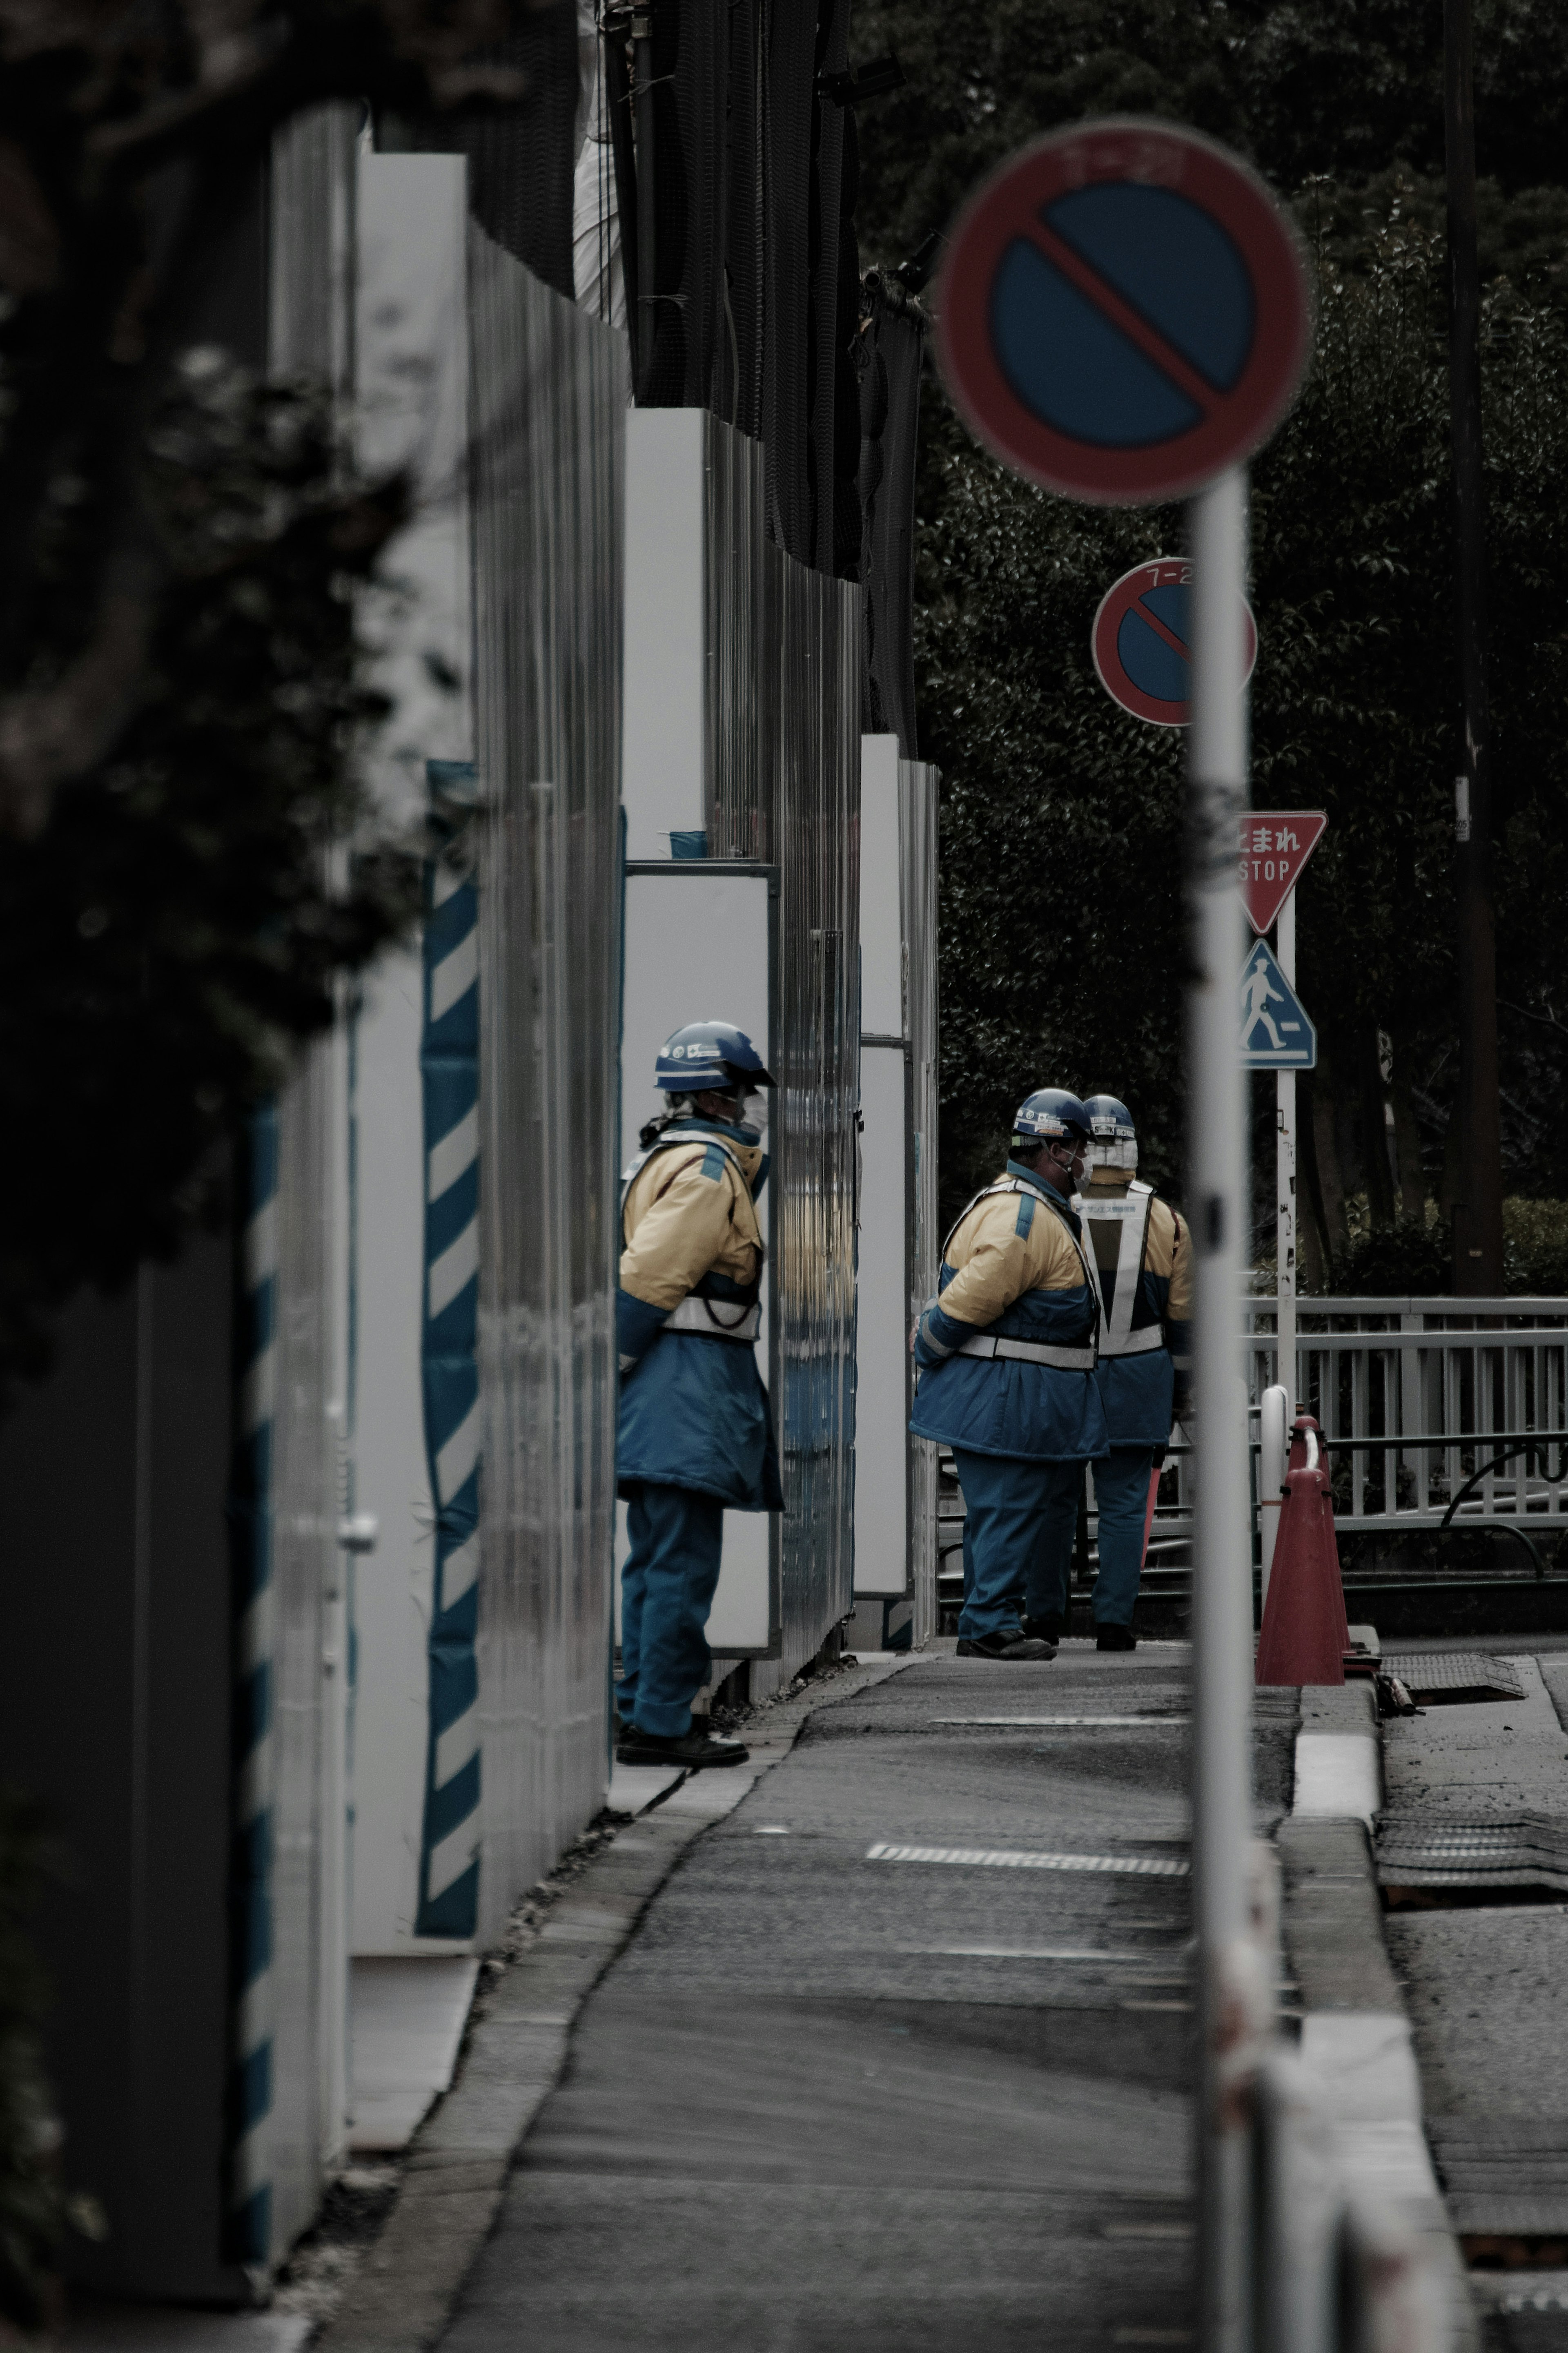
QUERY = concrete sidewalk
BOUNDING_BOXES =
[432,1642,1297,2353]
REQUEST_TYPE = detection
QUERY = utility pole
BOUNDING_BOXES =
[1445,0,1504,1294]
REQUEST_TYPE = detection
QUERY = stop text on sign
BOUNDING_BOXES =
[1238,810,1327,935]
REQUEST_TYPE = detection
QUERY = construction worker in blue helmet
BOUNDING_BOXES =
[1069,1094,1193,1650]
[614,1020,782,1768]
[909,1088,1108,1660]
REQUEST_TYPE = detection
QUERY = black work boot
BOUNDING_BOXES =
[615,1722,751,1769]
[1022,1614,1065,1645]
[956,1629,1057,1661]
[1095,1623,1138,1652]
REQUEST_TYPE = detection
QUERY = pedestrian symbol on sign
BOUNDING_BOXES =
[1238,939,1316,1068]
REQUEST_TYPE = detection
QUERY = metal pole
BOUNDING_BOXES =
[1276,892,1297,1408]
[1188,466,1255,2353]
[631,0,657,396]
[1444,0,1503,1293]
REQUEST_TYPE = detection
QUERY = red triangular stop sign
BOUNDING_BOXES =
[1238,811,1327,934]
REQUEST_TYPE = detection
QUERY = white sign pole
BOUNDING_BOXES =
[1187,466,1255,2353]
[1276,890,1298,1410]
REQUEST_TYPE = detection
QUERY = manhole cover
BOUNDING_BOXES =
[1380,1651,1526,1706]
[1377,1812,1568,1891]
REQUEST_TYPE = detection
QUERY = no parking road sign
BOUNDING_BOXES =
[1238,810,1326,934]
[937,120,1311,505]
[1092,556,1257,725]
[1240,939,1316,1068]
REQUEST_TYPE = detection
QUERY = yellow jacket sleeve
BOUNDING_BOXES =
[935,1192,1082,1327]
[1165,1205,1193,1324]
[933,1207,1033,1329]
[619,1153,742,1311]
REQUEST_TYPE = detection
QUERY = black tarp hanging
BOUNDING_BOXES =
[857,269,925,756]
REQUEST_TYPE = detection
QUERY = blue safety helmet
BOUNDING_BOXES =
[1011,1087,1092,1148]
[1081,1094,1136,1142]
[655,1020,776,1095]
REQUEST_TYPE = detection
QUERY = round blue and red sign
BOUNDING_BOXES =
[1091,556,1258,725]
[936,120,1311,505]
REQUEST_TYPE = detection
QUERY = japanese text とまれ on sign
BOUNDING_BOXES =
[1237,810,1326,935]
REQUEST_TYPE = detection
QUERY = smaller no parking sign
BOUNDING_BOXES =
[1091,557,1257,727]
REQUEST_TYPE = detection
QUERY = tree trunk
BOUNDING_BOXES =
[1298,1192,1326,1292]
[1389,1032,1427,1224]
[1309,1045,1351,1263]
[1298,1070,1336,1283]
[1361,1026,1396,1230]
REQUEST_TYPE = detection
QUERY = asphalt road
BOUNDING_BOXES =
[439,1644,1298,2353]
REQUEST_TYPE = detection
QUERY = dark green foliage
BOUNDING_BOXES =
[850,0,1568,279]
[854,1,1568,1262]
[919,442,1188,1223]
[0,357,422,1393]
[0,1791,68,2332]
[1330,1220,1454,1297]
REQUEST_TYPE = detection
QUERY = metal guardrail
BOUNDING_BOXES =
[937,1296,1568,1606]
[1245,1295,1568,1539]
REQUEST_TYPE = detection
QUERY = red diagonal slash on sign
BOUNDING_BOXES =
[1131,596,1190,663]
[1024,216,1224,419]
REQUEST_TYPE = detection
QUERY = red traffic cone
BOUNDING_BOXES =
[1256,1414,1348,1686]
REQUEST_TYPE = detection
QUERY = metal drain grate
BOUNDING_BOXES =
[1376,1811,1568,1890]
[1379,1651,1526,1705]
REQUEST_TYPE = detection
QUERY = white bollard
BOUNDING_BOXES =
[1258,1383,1290,1617]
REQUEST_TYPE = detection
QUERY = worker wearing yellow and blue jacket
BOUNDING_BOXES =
[614,1020,782,1771]
[1063,1094,1194,1653]
[911,1088,1107,1661]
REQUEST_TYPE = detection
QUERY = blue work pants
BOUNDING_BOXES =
[1089,1445,1158,1628]
[954,1448,1085,1640]
[1026,1448,1153,1628]
[617,1482,726,1738]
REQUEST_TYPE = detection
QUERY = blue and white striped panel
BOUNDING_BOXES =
[228,1103,278,2264]
[416,766,481,1937]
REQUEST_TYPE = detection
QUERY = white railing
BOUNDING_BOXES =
[1245,1296,1568,1542]
[935,1297,1568,1603]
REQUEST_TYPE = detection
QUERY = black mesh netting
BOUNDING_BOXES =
[857,273,925,756]
[616,0,860,579]
[383,2,579,302]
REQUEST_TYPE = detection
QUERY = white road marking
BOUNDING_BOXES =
[909,1945,1189,1965]
[933,1715,1188,1728]
[866,1842,1189,1877]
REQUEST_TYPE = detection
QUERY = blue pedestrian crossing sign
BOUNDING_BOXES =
[1239,939,1316,1068]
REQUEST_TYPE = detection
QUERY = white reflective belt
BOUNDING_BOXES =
[664,1295,762,1343]
[1098,1324,1166,1358]
[956,1334,1095,1371]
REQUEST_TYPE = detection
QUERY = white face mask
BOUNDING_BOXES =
[1087,1138,1138,1174]
[739,1089,770,1141]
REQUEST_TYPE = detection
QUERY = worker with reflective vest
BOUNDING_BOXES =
[615,1020,783,1769]
[910,1088,1107,1661]
[1069,1093,1193,1651]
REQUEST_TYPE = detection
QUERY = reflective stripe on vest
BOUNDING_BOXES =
[955,1333,1096,1371]
[1078,1180,1166,1359]
[939,1175,1100,1366]
[663,1294,762,1343]
[620,1129,766,1327]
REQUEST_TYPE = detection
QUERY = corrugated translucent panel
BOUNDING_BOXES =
[900,758,941,1646]
[467,225,627,1937]
[702,412,863,1674]
[263,101,357,2257]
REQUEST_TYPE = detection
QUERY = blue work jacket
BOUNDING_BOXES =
[909,1162,1109,1465]
[615,1121,784,1510]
